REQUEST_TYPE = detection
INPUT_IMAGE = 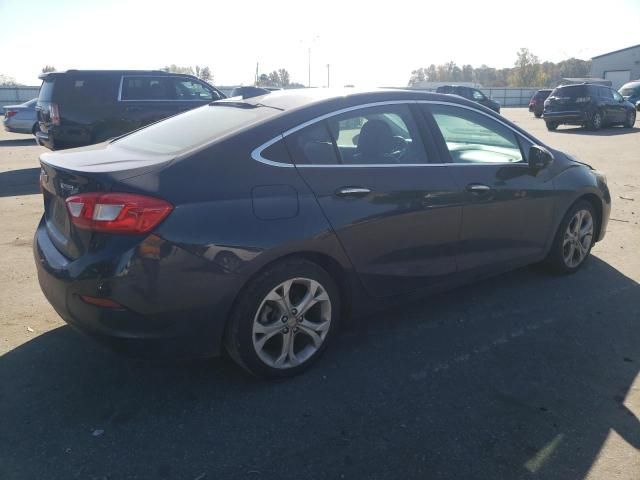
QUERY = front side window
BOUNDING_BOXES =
[612,90,624,102]
[428,104,524,164]
[121,76,174,101]
[174,78,214,101]
[599,87,613,99]
[472,89,486,101]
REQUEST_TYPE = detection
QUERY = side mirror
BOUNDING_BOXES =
[352,133,360,146]
[528,145,554,170]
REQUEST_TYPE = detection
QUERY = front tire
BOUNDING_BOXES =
[225,258,340,378]
[534,112,542,118]
[624,110,636,128]
[545,200,597,274]
[546,121,558,131]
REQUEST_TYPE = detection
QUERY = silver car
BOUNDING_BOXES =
[3,98,38,134]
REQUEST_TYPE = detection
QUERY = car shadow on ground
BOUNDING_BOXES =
[553,126,640,136]
[0,167,41,197]
[1,256,639,479]
[0,138,37,147]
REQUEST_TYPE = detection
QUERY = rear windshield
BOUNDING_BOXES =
[114,103,277,154]
[550,85,590,98]
[620,84,640,96]
[38,79,55,102]
[535,90,551,99]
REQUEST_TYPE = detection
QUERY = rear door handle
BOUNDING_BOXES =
[336,187,371,197]
[466,183,492,194]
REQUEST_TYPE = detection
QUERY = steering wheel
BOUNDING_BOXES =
[390,136,408,162]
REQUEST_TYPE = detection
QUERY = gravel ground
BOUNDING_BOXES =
[0,109,639,480]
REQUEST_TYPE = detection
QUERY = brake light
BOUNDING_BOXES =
[65,192,173,234]
[49,103,60,125]
[575,96,591,103]
[5,110,18,118]
[80,295,123,308]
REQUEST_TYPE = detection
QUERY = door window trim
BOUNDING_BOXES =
[118,75,216,102]
[251,100,540,168]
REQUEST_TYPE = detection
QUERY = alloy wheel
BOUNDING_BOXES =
[252,278,332,369]
[562,209,594,268]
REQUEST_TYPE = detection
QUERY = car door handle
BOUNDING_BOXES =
[465,183,492,194]
[336,187,371,197]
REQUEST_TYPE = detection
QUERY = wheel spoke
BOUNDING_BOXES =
[255,327,283,351]
[298,324,323,348]
[300,318,331,334]
[254,321,283,335]
[295,282,329,316]
[287,333,300,366]
[274,331,292,367]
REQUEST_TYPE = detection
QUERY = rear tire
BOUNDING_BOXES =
[588,110,604,130]
[544,200,597,274]
[545,121,558,131]
[624,110,636,128]
[534,112,542,118]
[225,258,340,378]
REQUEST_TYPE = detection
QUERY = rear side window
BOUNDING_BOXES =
[428,104,523,164]
[61,75,117,105]
[286,104,428,165]
[599,87,613,99]
[121,76,174,101]
[260,138,292,164]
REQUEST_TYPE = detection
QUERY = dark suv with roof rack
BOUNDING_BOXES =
[543,83,636,131]
[35,70,225,150]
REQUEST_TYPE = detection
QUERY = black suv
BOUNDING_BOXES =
[36,70,225,150]
[435,85,500,113]
[543,83,636,131]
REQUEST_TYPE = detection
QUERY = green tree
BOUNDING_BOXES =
[162,64,195,75]
[277,68,290,87]
[408,67,428,86]
[41,65,56,73]
[0,74,18,86]
[510,48,543,86]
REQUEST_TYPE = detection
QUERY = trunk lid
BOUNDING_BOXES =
[40,143,174,259]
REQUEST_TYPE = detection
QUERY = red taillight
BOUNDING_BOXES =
[5,110,18,118]
[65,192,173,235]
[80,295,123,308]
[49,103,60,125]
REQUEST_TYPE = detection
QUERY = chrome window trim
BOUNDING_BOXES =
[251,99,537,168]
[117,75,214,103]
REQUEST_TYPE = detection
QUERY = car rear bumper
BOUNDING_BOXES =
[35,130,55,149]
[33,218,237,358]
[543,111,589,123]
[3,118,33,134]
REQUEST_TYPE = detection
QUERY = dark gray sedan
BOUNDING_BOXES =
[2,98,38,134]
[34,88,610,377]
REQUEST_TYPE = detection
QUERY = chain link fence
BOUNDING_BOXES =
[0,86,40,112]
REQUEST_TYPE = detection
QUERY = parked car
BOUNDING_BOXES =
[543,83,636,131]
[619,80,640,111]
[35,70,225,150]
[528,89,552,118]
[2,98,38,134]
[34,88,610,377]
[435,85,501,113]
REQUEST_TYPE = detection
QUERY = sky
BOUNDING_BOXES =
[1,0,639,88]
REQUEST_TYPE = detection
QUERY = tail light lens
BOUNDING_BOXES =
[5,110,18,118]
[49,103,60,125]
[65,192,173,234]
[575,96,591,103]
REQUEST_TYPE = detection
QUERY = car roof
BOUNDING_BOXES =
[38,70,196,80]
[621,81,640,88]
[214,87,483,113]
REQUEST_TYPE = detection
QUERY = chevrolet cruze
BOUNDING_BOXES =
[34,88,611,377]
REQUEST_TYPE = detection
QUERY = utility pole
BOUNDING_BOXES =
[255,62,259,86]
[326,64,330,88]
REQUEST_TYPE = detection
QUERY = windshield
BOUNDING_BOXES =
[114,103,277,154]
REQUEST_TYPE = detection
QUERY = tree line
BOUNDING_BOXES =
[408,48,591,88]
